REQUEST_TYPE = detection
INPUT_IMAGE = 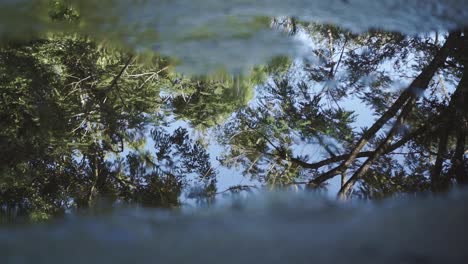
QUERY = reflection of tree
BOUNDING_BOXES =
[170,75,255,129]
[115,127,217,208]
[0,31,216,219]
[1,1,467,223]
[220,78,355,186]
[0,0,280,219]
[221,24,468,199]
[169,57,291,130]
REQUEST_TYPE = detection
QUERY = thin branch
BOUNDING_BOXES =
[308,122,429,185]
[106,56,134,94]
[216,185,258,195]
[338,98,415,199]
[333,37,349,77]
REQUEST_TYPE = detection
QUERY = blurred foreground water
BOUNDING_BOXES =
[1,190,468,264]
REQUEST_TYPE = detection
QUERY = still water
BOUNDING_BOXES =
[1,0,468,263]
